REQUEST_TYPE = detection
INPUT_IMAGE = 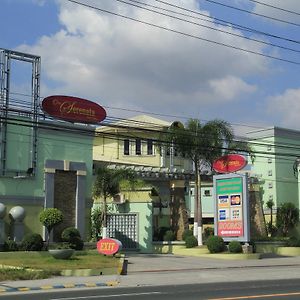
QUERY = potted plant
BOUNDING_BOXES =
[48,243,74,259]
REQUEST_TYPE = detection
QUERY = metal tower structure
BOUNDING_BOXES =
[0,48,41,176]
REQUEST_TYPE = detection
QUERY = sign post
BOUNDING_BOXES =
[213,173,250,242]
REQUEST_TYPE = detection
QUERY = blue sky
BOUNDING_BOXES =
[1,0,299,135]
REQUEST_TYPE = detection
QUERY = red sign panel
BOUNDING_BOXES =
[213,154,247,173]
[97,238,122,255]
[217,221,243,237]
[42,95,106,124]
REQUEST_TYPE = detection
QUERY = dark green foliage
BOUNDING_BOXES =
[182,229,193,241]
[206,236,225,253]
[61,227,84,250]
[276,203,299,236]
[21,233,44,251]
[163,230,175,241]
[228,241,243,253]
[185,235,198,248]
[286,236,300,247]
[3,239,18,252]
[204,227,214,239]
[153,227,170,241]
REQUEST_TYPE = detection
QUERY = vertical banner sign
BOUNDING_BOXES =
[214,174,250,242]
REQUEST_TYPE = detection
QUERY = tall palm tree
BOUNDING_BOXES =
[168,118,254,245]
[93,165,141,238]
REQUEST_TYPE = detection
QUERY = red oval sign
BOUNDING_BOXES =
[42,95,106,124]
[97,238,122,255]
[213,154,247,173]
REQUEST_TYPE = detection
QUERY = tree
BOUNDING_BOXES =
[166,118,254,245]
[92,165,143,238]
[39,208,63,250]
[276,202,299,236]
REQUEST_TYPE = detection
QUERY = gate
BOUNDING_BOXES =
[107,213,138,250]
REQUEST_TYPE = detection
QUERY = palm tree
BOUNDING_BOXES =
[92,165,142,238]
[167,118,254,245]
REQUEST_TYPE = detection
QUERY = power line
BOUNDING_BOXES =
[114,0,300,54]
[204,0,300,27]
[152,0,300,44]
[65,0,300,65]
[247,0,300,16]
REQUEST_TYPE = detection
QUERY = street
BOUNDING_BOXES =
[3,278,300,300]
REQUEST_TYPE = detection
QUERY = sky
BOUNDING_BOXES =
[1,0,300,135]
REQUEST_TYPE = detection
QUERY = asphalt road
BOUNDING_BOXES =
[4,278,300,300]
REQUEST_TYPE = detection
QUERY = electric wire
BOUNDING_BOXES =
[203,0,300,27]
[247,0,300,16]
[114,0,300,54]
[65,0,300,65]
[4,93,300,152]
[151,0,300,44]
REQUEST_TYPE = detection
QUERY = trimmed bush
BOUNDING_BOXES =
[228,241,243,253]
[3,239,18,252]
[21,233,44,251]
[61,227,84,250]
[206,236,225,253]
[182,229,193,241]
[163,230,176,241]
[185,235,198,248]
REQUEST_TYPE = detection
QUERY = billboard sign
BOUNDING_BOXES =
[42,95,107,124]
[214,174,250,242]
[213,154,247,174]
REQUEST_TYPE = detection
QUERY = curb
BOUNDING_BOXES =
[0,280,119,293]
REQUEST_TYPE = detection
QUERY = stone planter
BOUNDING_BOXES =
[49,249,74,259]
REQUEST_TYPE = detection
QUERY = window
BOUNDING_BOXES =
[268,182,273,189]
[147,139,153,155]
[268,170,272,176]
[269,195,273,201]
[135,138,141,155]
[268,158,272,163]
[124,139,129,155]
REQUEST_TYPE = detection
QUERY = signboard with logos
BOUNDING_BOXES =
[42,95,107,124]
[213,173,250,242]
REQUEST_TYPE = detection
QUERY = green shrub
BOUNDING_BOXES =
[204,227,214,239]
[21,233,44,251]
[276,203,299,236]
[185,235,198,248]
[61,227,84,250]
[228,241,243,253]
[3,239,18,252]
[286,236,300,247]
[163,230,175,241]
[206,236,225,253]
[154,227,170,241]
[182,229,193,241]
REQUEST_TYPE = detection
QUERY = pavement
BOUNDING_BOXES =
[2,253,300,295]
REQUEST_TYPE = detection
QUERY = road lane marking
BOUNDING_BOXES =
[210,291,300,299]
[51,291,162,300]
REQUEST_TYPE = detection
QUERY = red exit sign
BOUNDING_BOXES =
[97,238,122,255]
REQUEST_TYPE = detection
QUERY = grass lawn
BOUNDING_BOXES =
[0,250,121,281]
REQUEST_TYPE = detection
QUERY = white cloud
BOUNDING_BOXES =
[209,76,256,101]
[18,0,270,120]
[267,88,300,129]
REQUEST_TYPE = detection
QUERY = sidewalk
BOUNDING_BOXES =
[2,253,300,294]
